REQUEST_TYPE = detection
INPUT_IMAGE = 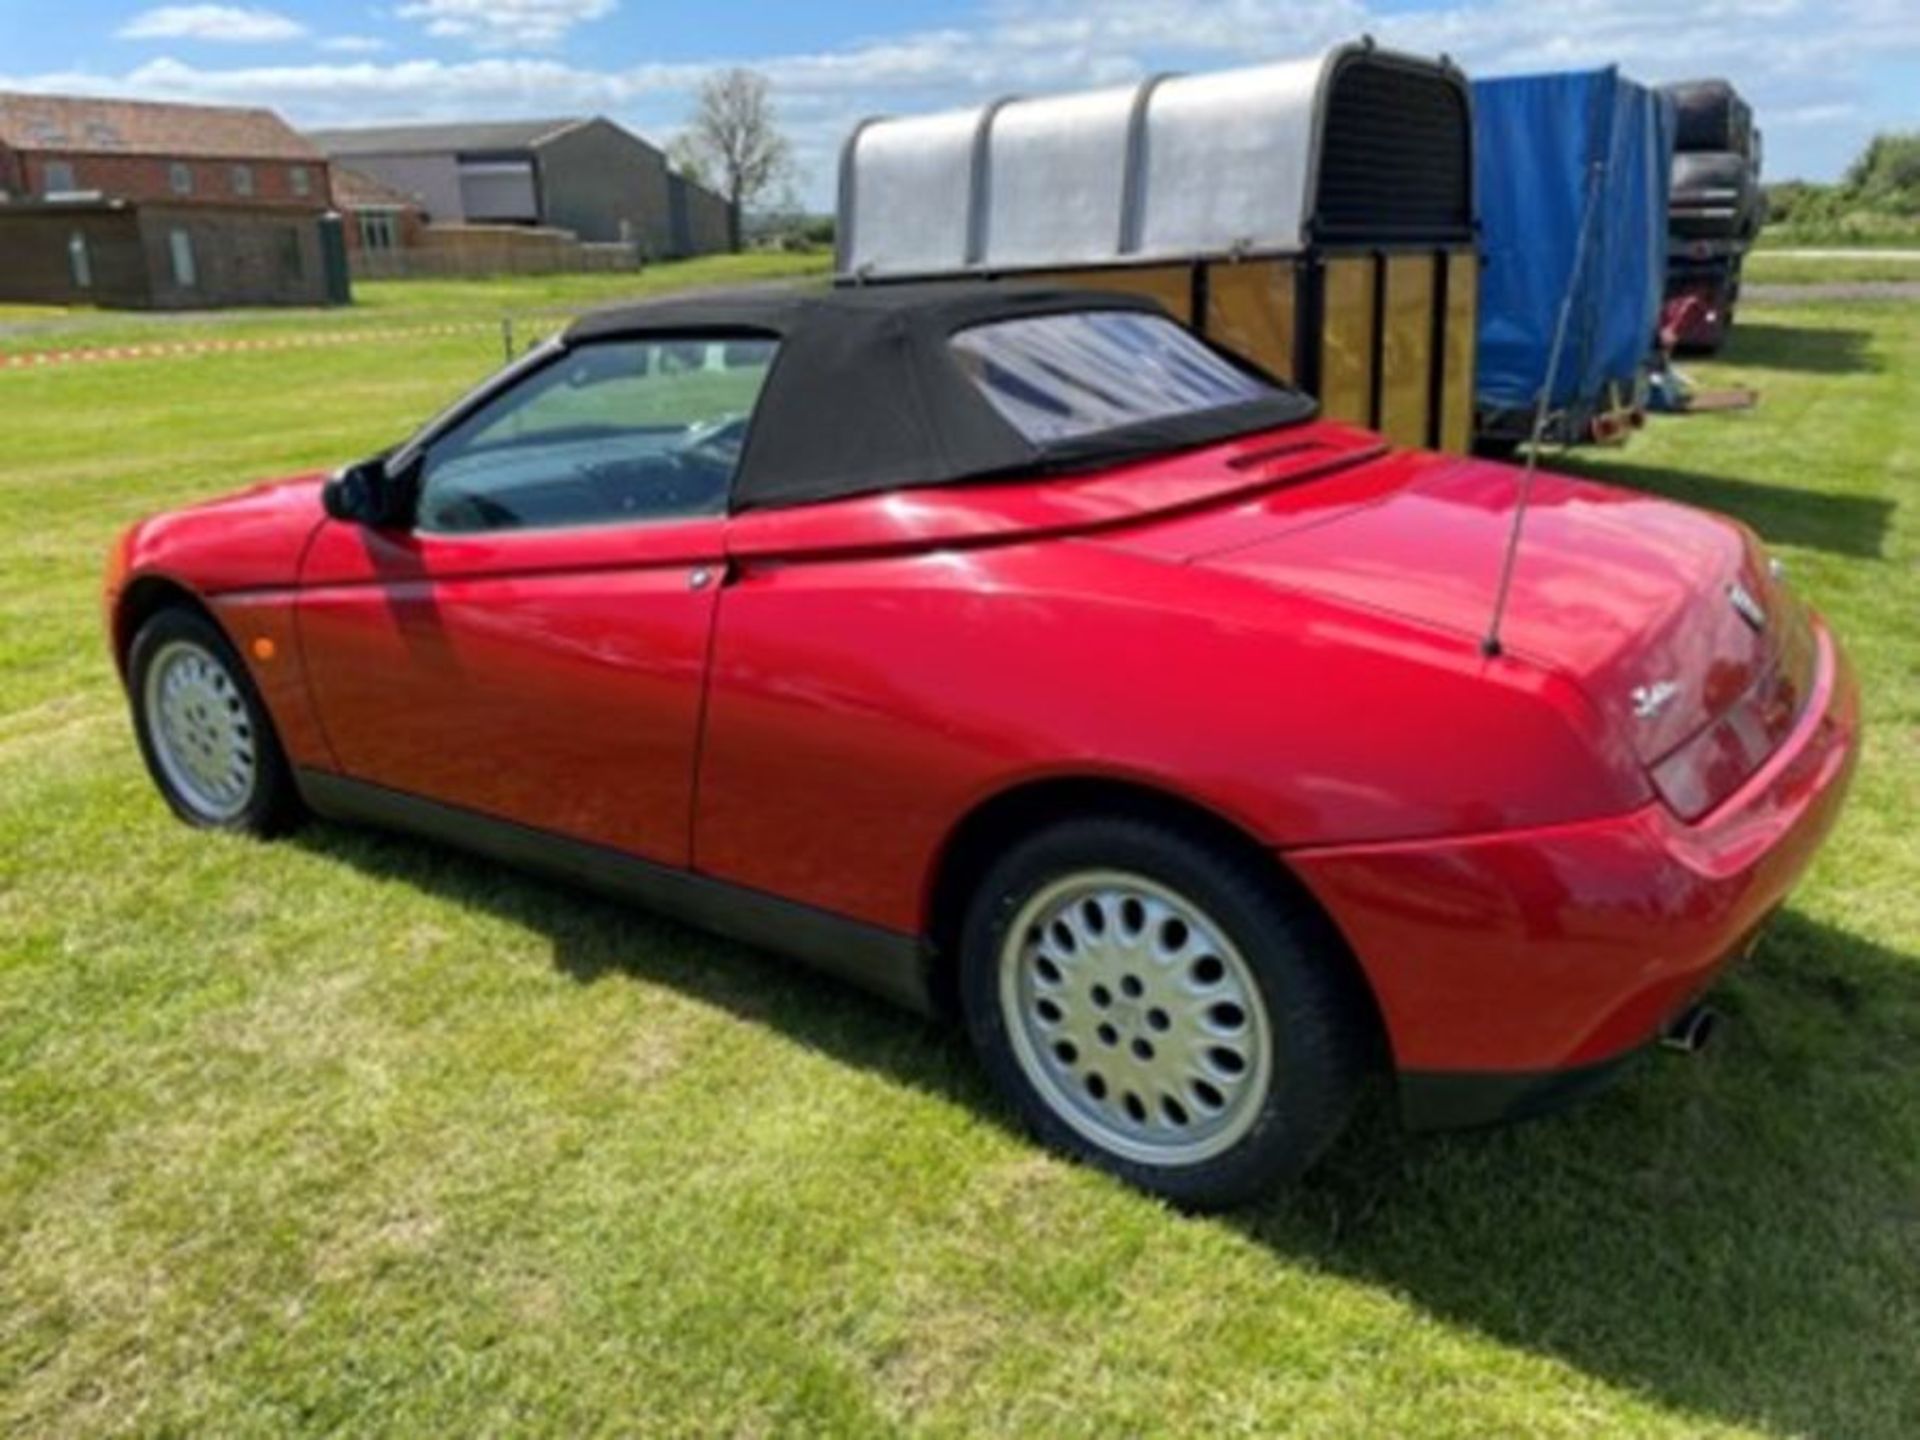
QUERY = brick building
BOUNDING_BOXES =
[329,165,429,253]
[0,198,335,308]
[0,92,329,211]
[0,93,344,308]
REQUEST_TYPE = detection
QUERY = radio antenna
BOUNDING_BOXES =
[1482,156,1606,658]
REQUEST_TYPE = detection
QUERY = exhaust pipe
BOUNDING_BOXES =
[1660,1003,1721,1055]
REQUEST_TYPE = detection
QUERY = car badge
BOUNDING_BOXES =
[1728,580,1767,632]
[1631,680,1681,721]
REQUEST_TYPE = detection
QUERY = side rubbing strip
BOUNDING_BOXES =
[1118,74,1177,256]
[1368,252,1387,430]
[965,97,1018,266]
[1294,260,1323,396]
[1428,250,1449,449]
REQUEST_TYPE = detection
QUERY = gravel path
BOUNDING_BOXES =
[1746,281,1920,303]
[1760,248,1920,261]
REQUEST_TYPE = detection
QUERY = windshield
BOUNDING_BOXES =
[950,310,1280,445]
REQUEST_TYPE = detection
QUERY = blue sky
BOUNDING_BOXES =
[2,0,1914,206]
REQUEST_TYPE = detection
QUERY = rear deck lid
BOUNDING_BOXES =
[1103,449,1792,767]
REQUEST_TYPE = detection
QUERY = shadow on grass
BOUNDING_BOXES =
[1714,320,1881,375]
[1240,908,1920,1438]
[1549,455,1896,560]
[298,821,1917,1438]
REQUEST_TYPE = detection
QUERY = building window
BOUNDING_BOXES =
[68,232,91,289]
[43,160,76,195]
[357,210,399,252]
[290,165,311,199]
[168,228,197,288]
[169,162,193,196]
[231,164,254,198]
[279,227,304,282]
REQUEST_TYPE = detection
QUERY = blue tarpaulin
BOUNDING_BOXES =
[1473,69,1675,417]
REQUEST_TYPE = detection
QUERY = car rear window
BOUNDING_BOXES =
[949,310,1278,444]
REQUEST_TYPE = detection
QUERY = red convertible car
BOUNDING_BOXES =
[106,285,1858,1207]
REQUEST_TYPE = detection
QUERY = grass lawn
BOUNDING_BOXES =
[2,291,1917,1435]
[1743,251,1920,285]
[0,250,831,356]
[1755,228,1920,254]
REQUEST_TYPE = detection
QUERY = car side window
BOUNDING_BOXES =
[415,335,777,534]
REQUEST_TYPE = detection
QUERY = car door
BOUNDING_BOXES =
[297,332,777,868]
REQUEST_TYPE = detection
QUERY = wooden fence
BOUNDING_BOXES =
[350,225,643,281]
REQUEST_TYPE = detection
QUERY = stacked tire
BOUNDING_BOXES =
[1662,79,1763,354]
[1668,79,1754,156]
[1669,151,1764,244]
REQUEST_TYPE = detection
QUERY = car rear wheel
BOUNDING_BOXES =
[960,816,1367,1209]
[129,607,301,836]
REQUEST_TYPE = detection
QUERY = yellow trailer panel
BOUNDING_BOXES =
[1033,266,1194,325]
[1317,256,1376,429]
[1379,253,1436,447]
[1440,249,1478,454]
[1205,260,1298,383]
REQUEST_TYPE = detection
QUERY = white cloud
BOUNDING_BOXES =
[1770,102,1861,127]
[318,35,389,55]
[116,5,308,43]
[393,0,616,51]
[22,0,1920,196]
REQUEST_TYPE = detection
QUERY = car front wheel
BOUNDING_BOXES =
[960,816,1368,1209]
[128,606,301,836]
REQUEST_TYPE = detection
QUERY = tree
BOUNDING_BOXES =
[672,68,794,252]
[1843,132,1920,214]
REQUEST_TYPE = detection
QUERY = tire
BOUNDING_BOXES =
[959,816,1368,1209]
[1666,80,1752,156]
[128,606,302,836]
[1669,152,1760,242]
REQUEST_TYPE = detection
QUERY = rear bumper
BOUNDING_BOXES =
[1397,1047,1649,1131]
[1290,621,1860,1129]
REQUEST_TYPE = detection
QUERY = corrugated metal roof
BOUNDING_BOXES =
[306,118,587,157]
[0,92,321,160]
[836,43,1472,278]
[837,56,1337,276]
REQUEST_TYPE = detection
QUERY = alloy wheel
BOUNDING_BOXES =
[998,869,1273,1166]
[142,638,258,822]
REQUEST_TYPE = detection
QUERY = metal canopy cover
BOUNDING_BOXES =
[839,50,1345,277]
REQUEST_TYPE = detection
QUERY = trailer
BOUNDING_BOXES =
[835,41,1480,453]
[1471,68,1675,450]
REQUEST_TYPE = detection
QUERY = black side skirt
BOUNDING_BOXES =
[295,770,937,1015]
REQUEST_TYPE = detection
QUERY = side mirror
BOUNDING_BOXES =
[322,456,411,528]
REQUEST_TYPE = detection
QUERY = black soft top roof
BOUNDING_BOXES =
[564,281,1313,512]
